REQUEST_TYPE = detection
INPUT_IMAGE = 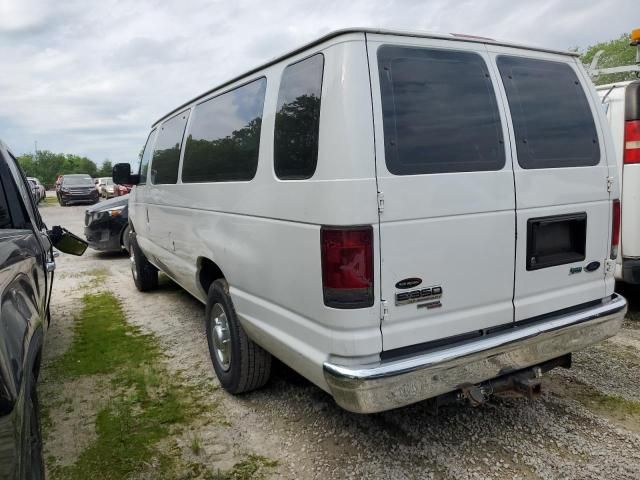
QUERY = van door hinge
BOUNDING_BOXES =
[380,299,389,321]
[607,176,613,192]
[605,259,616,275]
[377,192,385,213]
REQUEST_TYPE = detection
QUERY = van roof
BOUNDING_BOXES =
[153,27,579,127]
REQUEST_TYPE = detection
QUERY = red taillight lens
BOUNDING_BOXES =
[611,199,621,259]
[624,120,640,164]
[321,226,374,308]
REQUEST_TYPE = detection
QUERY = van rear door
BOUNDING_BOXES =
[490,48,612,321]
[367,35,516,351]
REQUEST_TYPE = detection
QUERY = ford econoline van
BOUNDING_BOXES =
[597,80,640,284]
[113,29,627,413]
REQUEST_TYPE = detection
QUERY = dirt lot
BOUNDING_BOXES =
[39,200,640,479]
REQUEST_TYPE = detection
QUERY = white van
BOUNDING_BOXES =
[113,29,627,413]
[597,80,640,284]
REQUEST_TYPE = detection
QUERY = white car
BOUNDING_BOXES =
[113,29,627,413]
[96,177,115,198]
[597,80,640,284]
[27,177,45,202]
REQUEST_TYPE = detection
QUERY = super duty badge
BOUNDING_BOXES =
[396,285,442,306]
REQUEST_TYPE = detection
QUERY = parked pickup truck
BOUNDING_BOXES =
[113,28,627,413]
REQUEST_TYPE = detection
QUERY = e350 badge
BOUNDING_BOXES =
[395,284,442,306]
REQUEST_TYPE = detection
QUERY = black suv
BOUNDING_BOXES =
[0,140,87,479]
[56,174,99,206]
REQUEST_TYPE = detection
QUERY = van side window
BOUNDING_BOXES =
[182,78,267,183]
[139,129,158,185]
[497,56,600,169]
[151,111,190,185]
[378,46,505,175]
[274,54,324,180]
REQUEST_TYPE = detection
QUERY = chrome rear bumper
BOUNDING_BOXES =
[323,294,627,413]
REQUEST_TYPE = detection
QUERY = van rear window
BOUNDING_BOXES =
[182,78,267,183]
[274,54,324,180]
[497,56,600,169]
[152,111,190,185]
[378,46,505,175]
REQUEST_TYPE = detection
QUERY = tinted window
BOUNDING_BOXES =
[138,129,157,185]
[151,111,190,185]
[62,175,93,186]
[378,46,505,175]
[182,78,266,183]
[497,56,600,169]
[274,55,324,179]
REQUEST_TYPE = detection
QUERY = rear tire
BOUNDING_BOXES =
[130,232,158,291]
[22,369,44,480]
[206,279,271,394]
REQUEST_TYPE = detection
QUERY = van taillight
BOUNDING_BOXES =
[611,199,621,259]
[624,120,640,164]
[321,226,374,309]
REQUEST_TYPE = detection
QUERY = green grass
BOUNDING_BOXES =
[583,390,640,416]
[53,292,158,378]
[40,196,59,206]
[213,455,279,480]
[48,292,212,479]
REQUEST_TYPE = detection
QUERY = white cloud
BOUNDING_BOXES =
[0,0,637,165]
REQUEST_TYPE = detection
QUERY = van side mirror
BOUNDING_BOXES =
[112,163,139,185]
[48,226,88,256]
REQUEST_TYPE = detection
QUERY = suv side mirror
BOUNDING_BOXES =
[113,163,139,185]
[49,226,88,256]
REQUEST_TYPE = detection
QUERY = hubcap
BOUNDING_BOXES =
[210,303,231,371]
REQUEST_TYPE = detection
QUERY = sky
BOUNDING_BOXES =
[0,0,637,166]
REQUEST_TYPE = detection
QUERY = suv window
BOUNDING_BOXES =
[497,56,600,169]
[139,129,157,185]
[182,78,267,183]
[151,111,190,185]
[274,54,324,180]
[378,45,505,175]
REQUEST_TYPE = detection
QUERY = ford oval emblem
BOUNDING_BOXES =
[585,261,600,272]
[395,278,422,289]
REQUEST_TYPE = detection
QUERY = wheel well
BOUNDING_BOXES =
[198,258,225,295]
[120,224,130,247]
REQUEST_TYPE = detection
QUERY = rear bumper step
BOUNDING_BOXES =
[323,294,627,413]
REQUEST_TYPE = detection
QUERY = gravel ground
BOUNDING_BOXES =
[40,201,640,480]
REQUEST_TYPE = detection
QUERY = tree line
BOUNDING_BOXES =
[577,33,638,85]
[16,151,113,187]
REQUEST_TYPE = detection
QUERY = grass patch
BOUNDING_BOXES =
[548,376,640,433]
[53,292,157,378]
[213,455,278,480]
[581,390,640,416]
[40,196,59,206]
[47,291,218,479]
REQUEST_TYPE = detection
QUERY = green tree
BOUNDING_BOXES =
[15,150,98,187]
[580,33,638,85]
[98,160,113,177]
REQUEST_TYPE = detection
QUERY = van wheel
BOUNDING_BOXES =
[130,232,158,291]
[206,279,271,394]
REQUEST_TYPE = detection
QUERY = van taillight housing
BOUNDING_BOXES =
[611,199,621,259]
[624,120,640,164]
[321,226,374,309]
